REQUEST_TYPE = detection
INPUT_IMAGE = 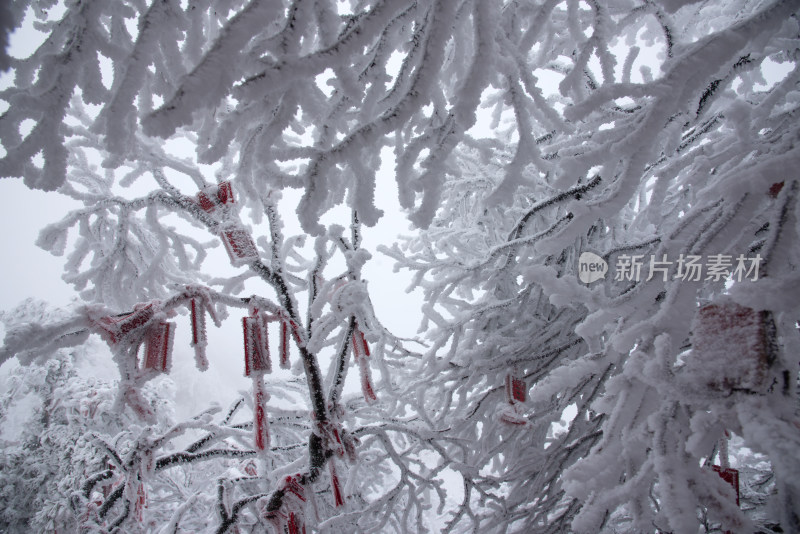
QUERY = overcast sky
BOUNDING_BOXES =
[0,118,423,416]
[2,4,792,417]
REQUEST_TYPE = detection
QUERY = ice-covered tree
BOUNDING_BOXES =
[0,0,483,530]
[0,300,175,532]
[1,0,799,532]
[385,1,800,533]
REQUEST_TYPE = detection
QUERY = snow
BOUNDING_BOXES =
[684,300,772,393]
[1,0,800,532]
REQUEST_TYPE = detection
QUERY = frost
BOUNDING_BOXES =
[2,0,800,532]
[683,300,773,393]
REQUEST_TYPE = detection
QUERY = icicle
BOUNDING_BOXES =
[352,330,377,403]
[317,418,345,458]
[143,321,174,373]
[253,376,270,450]
[102,466,119,499]
[329,459,345,507]
[190,298,209,371]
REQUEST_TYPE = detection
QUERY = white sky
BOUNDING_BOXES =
[0,13,426,417]
[0,20,427,422]
[1,3,794,415]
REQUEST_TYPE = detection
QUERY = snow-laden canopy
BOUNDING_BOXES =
[1,0,799,532]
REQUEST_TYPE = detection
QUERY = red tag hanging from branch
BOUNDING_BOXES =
[768,181,784,198]
[500,372,527,426]
[266,475,307,534]
[96,303,155,344]
[505,373,526,404]
[143,321,174,373]
[352,325,377,403]
[356,327,370,357]
[329,459,345,507]
[196,181,234,213]
[690,301,774,392]
[499,407,527,426]
[196,191,216,212]
[243,309,271,450]
[252,378,270,450]
[712,465,740,507]
[134,480,147,523]
[284,474,306,504]
[243,314,271,376]
[711,464,740,534]
[189,298,209,371]
[287,512,304,534]
[216,181,233,204]
[243,461,258,477]
[221,224,259,267]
